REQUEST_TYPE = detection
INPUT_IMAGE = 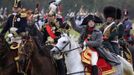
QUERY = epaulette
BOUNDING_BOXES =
[20,13,27,18]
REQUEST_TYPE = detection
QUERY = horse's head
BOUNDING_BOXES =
[51,33,72,54]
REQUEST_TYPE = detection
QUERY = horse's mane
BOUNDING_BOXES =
[62,33,80,47]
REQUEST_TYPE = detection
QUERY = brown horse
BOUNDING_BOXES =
[0,34,57,75]
[20,36,57,75]
[0,36,23,75]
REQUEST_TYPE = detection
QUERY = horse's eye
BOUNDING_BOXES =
[63,41,67,44]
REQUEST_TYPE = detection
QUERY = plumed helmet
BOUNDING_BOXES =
[103,6,122,19]
[14,0,21,8]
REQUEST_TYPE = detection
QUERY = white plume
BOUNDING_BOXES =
[55,0,61,5]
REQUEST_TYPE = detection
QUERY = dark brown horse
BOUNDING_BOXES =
[0,36,23,75]
[20,36,57,75]
[0,33,57,75]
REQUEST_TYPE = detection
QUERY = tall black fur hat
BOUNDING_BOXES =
[116,8,122,19]
[103,6,122,19]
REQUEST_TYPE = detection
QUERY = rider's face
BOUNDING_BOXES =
[88,20,95,27]
[12,7,21,13]
[106,17,114,23]
[48,15,56,22]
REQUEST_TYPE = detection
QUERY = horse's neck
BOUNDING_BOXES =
[64,41,84,74]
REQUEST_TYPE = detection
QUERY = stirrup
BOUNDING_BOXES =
[10,42,20,50]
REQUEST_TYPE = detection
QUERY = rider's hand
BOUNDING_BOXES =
[67,12,75,18]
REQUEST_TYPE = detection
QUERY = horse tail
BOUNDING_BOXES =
[118,55,134,75]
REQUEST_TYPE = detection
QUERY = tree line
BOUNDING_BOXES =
[0,0,134,19]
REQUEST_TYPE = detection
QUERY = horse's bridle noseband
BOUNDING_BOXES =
[54,41,70,53]
[54,40,81,54]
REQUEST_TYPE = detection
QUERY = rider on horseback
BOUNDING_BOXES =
[69,12,121,74]
[0,0,28,47]
[0,0,28,74]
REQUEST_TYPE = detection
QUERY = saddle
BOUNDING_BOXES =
[81,47,116,75]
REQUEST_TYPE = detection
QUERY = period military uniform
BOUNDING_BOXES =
[0,1,27,47]
[102,6,122,55]
[1,1,27,35]
[0,0,28,74]
[42,12,66,75]
[122,10,132,41]
[42,16,62,44]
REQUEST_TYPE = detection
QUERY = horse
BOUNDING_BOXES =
[0,31,58,75]
[51,33,134,75]
[24,22,57,75]
[0,36,23,75]
[17,34,58,75]
[51,33,85,75]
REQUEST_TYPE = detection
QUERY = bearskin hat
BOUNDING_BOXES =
[116,8,122,19]
[81,15,103,25]
[103,6,122,19]
[14,0,21,8]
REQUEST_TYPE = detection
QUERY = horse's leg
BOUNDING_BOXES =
[118,56,134,75]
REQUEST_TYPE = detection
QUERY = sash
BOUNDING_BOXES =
[46,24,56,39]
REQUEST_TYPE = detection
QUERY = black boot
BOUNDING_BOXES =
[91,65,99,75]
[56,58,66,75]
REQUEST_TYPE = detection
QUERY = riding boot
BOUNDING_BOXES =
[91,65,99,75]
[56,58,66,75]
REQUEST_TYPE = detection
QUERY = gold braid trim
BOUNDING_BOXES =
[102,67,116,75]
[81,47,92,64]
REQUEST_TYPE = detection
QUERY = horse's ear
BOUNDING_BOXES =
[60,32,64,37]
[67,32,70,37]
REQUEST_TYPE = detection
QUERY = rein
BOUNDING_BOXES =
[67,71,89,75]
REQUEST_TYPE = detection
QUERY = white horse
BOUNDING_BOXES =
[51,33,134,75]
[51,34,84,75]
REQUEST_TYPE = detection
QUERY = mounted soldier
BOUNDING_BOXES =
[41,0,67,75]
[0,0,29,74]
[67,12,121,74]
[102,6,122,55]
[0,0,28,49]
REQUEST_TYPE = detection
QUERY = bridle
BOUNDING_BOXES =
[0,36,33,74]
[54,38,81,54]
[53,38,86,75]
